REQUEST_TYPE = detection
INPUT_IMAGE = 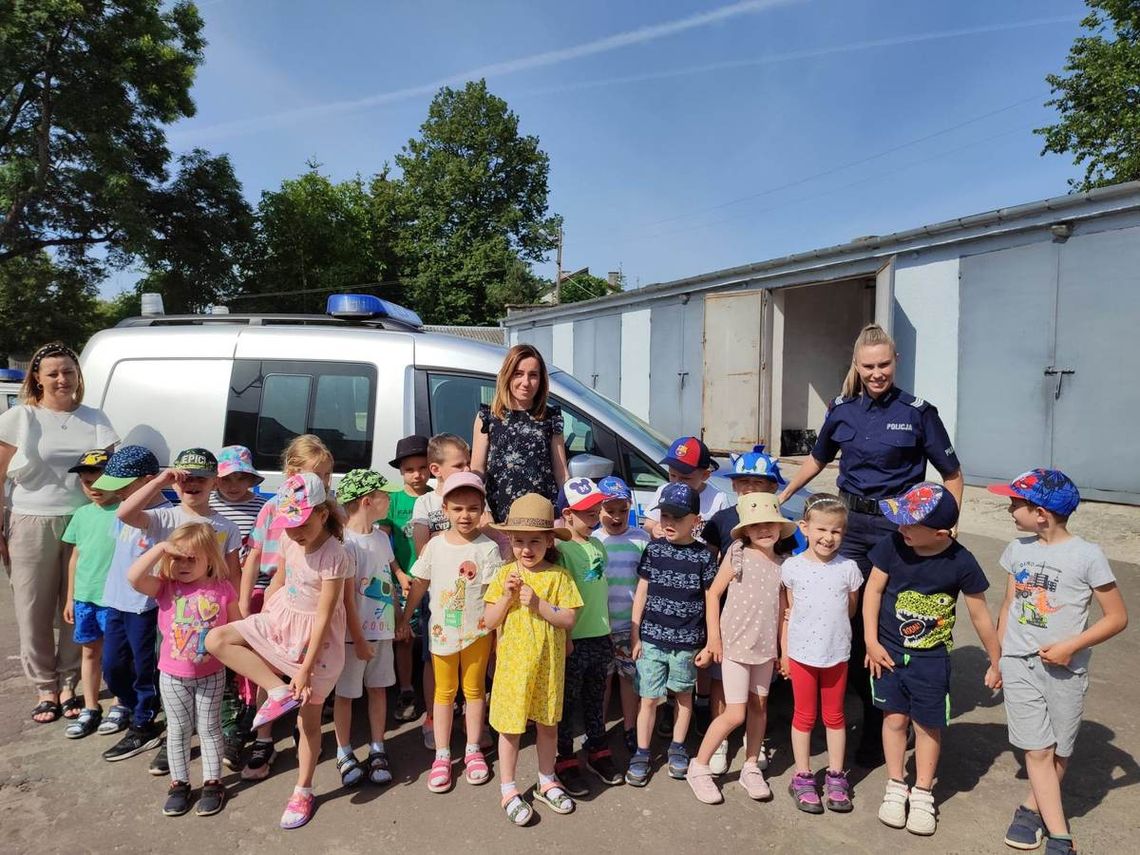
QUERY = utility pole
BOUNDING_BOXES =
[554,225,564,304]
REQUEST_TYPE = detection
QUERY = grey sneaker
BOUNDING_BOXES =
[1043,838,1076,855]
[1004,805,1045,850]
[162,781,192,817]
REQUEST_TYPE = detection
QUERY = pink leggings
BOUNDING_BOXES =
[788,658,848,732]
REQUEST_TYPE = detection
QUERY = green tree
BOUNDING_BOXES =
[0,0,205,264]
[558,271,617,304]
[137,149,255,313]
[1037,0,1140,189]
[396,80,559,324]
[242,164,400,313]
[0,252,100,362]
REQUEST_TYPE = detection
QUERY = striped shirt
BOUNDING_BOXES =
[209,492,269,564]
[595,527,649,635]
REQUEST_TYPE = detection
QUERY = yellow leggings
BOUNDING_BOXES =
[432,633,493,705]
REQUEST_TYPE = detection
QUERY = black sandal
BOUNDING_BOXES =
[367,749,392,785]
[337,752,364,787]
[31,700,62,724]
[61,696,83,719]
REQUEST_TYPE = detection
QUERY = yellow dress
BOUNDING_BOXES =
[484,561,583,734]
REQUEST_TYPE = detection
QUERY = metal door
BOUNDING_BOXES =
[594,314,622,402]
[516,325,554,365]
[573,318,598,393]
[958,244,1057,480]
[702,291,763,451]
[1052,228,1140,501]
[649,299,704,439]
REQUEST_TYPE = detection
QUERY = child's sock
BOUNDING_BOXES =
[538,771,557,788]
[293,786,313,797]
[370,740,385,754]
[336,745,353,761]
[464,742,479,755]
[268,685,291,702]
[500,781,516,798]
[435,747,451,761]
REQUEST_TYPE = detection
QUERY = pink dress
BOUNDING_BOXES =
[232,535,354,702]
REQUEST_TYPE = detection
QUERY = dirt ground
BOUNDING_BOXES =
[1,496,1137,854]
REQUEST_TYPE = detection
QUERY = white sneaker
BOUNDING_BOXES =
[906,787,937,836]
[709,740,729,775]
[878,778,909,828]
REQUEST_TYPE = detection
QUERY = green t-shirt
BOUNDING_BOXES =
[557,536,610,640]
[61,501,120,605]
[385,488,429,573]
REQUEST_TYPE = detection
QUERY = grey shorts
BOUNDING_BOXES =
[1000,655,1088,758]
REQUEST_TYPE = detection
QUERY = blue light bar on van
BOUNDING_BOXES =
[0,368,25,382]
[326,294,423,328]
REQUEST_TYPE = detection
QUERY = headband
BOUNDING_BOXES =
[30,343,79,373]
[803,493,845,515]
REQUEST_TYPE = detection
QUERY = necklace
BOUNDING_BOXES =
[42,405,76,430]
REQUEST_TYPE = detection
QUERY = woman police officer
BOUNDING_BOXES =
[778,323,963,766]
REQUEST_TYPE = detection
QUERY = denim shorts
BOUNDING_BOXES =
[635,640,697,699]
[73,600,110,645]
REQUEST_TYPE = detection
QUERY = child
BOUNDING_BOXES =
[384,434,431,723]
[779,494,863,813]
[208,444,268,769]
[471,343,568,523]
[988,470,1127,855]
[411,432,472,749]
[128,523,240,817]
[687,493,791,804]
[627,482,718,787]
[333,468,404,788]
[206,473,354,830]
[698,444,794,773]
[92,446,169,761]
[594,475,649,754]
[483,494,582,826]
[238,434,333,780]
[642,436,729,542]
[864,482,1001,836]
[61,450,118,738]
[402,472,501,793]
[554,477,621,793]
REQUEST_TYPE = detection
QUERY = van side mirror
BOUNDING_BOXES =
[567,453,613,480]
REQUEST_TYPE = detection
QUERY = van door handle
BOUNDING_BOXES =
[591,373,599,388]
[1043,366,1075,400]
[678,371,688,388]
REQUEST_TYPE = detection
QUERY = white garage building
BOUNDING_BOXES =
[502,182,1140,504]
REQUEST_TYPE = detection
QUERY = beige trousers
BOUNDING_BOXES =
[5,513,79,694]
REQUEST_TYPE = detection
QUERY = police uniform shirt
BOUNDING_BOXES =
[810,387,960,500]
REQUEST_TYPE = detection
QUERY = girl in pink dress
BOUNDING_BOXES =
[206,472,353,829]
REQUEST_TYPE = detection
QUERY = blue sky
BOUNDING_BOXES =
[127,0,1091,298]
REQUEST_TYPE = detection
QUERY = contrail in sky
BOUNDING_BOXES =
[172,0,800,143]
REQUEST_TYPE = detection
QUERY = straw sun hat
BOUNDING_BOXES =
[492,493,571,540]
[730,493,797,540]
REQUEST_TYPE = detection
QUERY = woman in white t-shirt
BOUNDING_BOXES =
[0,343,118,723]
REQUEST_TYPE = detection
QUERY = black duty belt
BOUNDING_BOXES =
[839,491,882,515]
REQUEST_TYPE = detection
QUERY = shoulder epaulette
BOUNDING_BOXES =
[900,391,928,410]
[829,395,854,410]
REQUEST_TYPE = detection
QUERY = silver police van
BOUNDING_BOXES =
[79,294,692,516]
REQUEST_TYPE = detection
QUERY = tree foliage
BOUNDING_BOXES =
[1037,0,1140,189]
[0,252,100,361]
[396,80,559,324]
[558,271,617,304]
[0,0,205,264]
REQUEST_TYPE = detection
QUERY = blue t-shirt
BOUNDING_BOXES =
[636,538,718,651]
[869,532,989,658]
[100,499,174,614]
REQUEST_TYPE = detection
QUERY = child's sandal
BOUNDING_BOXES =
[501,790,533,826]
[65,708,102,739]
[367,750,392,785]
[427,757,452,793]
[532,781,575,815]
[337,752,364,787]
[464,749,490,785]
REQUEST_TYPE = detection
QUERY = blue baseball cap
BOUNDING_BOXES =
[654,482,700,516]
[598,475,632,502]
[660,436,718,474]
[92,445,161,491]
[727,444,785,486]
[879,482,959,529]
[987,469,1080,517]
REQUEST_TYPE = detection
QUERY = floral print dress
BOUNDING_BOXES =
[478,404,563,523]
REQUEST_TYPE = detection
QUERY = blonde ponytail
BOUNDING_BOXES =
[841,324,897,398]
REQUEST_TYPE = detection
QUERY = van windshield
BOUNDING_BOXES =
[550,370,670,456]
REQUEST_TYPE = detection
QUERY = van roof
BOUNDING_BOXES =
[116,313,421,333]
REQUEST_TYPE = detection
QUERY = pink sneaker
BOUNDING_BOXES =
[251,694,300,730]
[280,790,314,829]
[739,760,772,801]
[686,761,724,804]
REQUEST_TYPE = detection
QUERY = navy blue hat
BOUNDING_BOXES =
[598,475,632,502]
[660,436,718,474]
[92,445,161,491]
[654,482,700,516]
[879,482,959,530]
[987,469,1080,517]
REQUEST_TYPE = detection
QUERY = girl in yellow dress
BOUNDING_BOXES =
[484,493,582,826]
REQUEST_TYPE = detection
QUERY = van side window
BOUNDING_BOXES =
[225,359,376,472]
